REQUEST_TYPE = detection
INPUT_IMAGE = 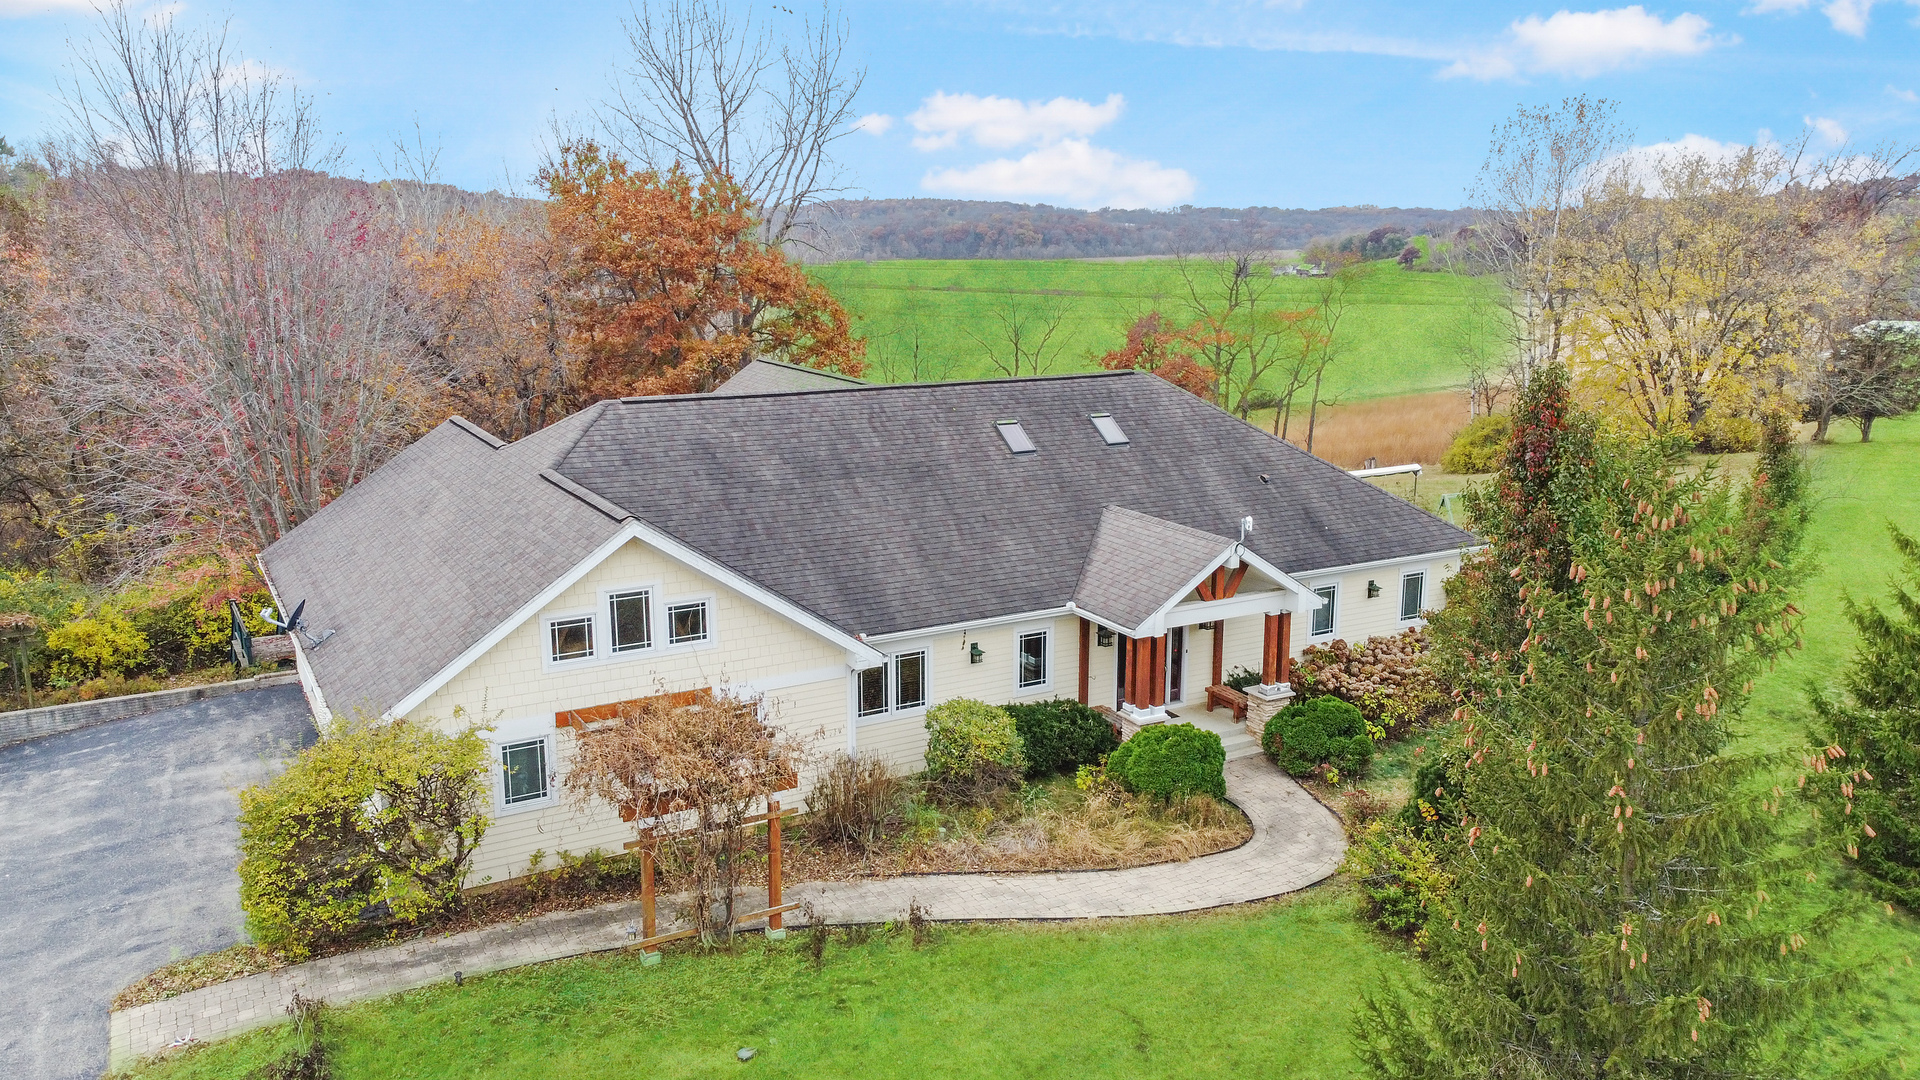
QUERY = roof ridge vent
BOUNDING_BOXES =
[995,419,1037,455]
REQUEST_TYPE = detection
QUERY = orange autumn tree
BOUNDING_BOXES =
[1096,311,1215,399]
[542,141,863,397]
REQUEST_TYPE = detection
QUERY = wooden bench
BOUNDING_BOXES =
[1205,683,1248,720]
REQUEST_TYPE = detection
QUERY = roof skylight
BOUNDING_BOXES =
[1089,413,1129,446]
[996,420,1037,455]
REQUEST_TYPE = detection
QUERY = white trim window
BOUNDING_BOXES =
[667,600,711,645]
[1399,570,1426,622]
[608,589,654,653]
[1310,584,1338,638]
[1016,629,1049,690]
[547,615,595,663]
[854,649,930,721]
[500,736,551,809]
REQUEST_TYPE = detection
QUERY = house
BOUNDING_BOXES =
[259,368,1476,887]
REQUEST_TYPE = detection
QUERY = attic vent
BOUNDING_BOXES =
[1089,413,1129,446]
[995,419,1037,455]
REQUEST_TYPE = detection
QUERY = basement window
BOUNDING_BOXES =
[1089,413,1129,446]
[996,420,1037,455]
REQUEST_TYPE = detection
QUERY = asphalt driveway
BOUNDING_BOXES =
[0,685,315,1080]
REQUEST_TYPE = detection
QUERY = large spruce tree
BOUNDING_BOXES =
[1358,366,1861,1079]
[1807,526,1920,907]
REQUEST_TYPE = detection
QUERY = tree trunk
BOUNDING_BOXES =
[1860,414,1876,443]
[1305,368,1326,453]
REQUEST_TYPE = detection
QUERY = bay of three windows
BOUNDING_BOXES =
[548,588,710,664]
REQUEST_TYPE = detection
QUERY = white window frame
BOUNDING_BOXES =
[1309,583,1339,639]
[1014,626,1052,692]
[544,612,597,667]
[665,596,715,648]
[604,585,657,654]
[490,718,557,815]
[852,647,932,725]
[1399,570,1427,623]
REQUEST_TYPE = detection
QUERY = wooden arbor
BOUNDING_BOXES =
[622,800,800,964]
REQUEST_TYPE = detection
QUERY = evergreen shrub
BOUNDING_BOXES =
[1105,722,1226,800]
[1262,695,1372,778]
[923,699,1025,788]
[1002,698,1118,778]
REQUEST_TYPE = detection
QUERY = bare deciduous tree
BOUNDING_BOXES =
[601,0,863,250]
[41,3,426,562]
[1466,96,1627,382]
[563,692,807,943]
[965,290,1072,378]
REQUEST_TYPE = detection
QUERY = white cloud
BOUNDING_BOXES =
[1807,114,1849,144]
[1744,0,1920,34]
[908,92,1124,151]
[852,113,895,136]
[1890,84,1920,102]
[0,0,90,16]
[921,138,1195,208]
[1445,6,1721,80]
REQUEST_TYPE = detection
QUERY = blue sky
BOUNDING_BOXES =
[2,1,1916,210]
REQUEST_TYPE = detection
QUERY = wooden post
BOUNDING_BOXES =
[1211,621,1225,686]
[1148,634,1167,707]
[767,800,783,931]
[1277,612,1293,687]
[1077,618,1091,705]
[641,829,657,951]
[1261,614,1280,685]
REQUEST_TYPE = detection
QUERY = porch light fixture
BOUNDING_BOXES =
[970,643,985,664]
[1367,580,1381,598]
[1096,627,1115,647]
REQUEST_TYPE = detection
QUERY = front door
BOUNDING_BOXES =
[1167,626,1185,704]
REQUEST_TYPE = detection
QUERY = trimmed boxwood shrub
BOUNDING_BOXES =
[1003,698,1118,778]
[1105,722,1226,800]
[1262,695,1372,778]
[924,699,1026,782]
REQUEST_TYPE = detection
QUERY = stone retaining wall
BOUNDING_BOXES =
[0,672,303,748]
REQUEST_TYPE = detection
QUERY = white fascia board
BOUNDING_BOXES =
[862,606,1073,645]
[257,555,331,726]
[387,521,882,719]
[1163,589,1294,628]
[1294,544,1485,582]
[1062,602,1132,637]
[1133,545,1318,637]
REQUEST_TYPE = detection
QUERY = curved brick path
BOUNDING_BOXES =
[109,756,1344,1067]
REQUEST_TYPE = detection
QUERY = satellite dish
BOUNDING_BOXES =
[259,599,335,650]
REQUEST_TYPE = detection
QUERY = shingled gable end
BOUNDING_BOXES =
[259,370,1477,886]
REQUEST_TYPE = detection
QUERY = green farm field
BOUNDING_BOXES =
[122,418,1920,1080]
[812,258,1501,403]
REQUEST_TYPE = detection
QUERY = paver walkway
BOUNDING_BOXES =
[109,755,1345,1068]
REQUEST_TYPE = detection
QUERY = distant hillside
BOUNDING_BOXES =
[797,199,1479,261]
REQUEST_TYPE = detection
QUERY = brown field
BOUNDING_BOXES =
[1247,389,1476,469]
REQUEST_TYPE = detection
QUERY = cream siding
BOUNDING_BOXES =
[406,537,853,886]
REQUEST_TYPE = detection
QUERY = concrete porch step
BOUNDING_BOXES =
[1176,711,1264,762]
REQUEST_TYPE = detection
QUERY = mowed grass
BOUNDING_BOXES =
[123,890,1411,1080]
[813,258,1500,402]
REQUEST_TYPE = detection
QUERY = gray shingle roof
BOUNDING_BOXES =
[555,371,1476,637]
[258,413,625,720]
[262,370,1476,718]
[1073,507,1235,631]
[712,358,867,395]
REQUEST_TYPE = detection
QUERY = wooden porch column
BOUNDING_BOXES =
[1149,634,1168,707]
[1261,613,1294,686]
[1211,621,1225,686]
[1077,618,1091,704]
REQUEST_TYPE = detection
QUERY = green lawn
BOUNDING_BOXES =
[124,890,1411,1080]
[812,258,1501,402]
[123,418,1920,1080]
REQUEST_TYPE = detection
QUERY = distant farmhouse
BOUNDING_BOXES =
[261,362,1474,885]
